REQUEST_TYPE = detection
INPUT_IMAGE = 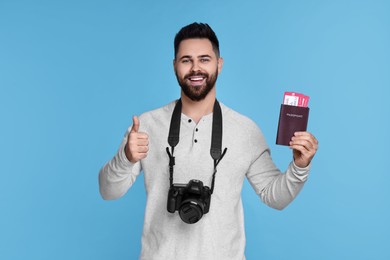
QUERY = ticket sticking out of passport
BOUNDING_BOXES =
[276,92,310,146]
[283,92,310,107]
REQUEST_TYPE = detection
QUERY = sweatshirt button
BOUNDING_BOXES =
[194,139,198,143]
[188,119,192,123]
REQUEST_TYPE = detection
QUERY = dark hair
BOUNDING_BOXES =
[174,22,220,58]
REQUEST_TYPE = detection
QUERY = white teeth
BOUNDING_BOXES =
[190,77,204,81]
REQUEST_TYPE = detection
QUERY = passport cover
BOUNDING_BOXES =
[276,104,310,146]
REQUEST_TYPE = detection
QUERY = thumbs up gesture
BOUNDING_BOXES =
[125,116,149,163]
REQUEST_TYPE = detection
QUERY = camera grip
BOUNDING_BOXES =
[167,188,177,213]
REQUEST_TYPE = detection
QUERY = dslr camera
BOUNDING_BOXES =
[167,179,211,224]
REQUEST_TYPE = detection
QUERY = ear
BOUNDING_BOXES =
[217,57,224,74]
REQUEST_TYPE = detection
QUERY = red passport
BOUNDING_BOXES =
[276,104,310,146]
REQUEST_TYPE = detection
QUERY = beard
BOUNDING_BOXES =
[175,67,219,102]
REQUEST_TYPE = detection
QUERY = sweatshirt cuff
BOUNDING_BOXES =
[290,161,311,181]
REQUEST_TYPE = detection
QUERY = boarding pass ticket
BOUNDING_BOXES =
[283,92,309,107]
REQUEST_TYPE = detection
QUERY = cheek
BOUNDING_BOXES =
[174,68,184,79]
[176,65,189,76]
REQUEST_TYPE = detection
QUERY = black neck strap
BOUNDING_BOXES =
[166,99,227,193]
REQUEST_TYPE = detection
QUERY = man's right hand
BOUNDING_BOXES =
[125,116,149,163]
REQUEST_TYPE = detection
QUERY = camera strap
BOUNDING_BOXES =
[166,99,227,194]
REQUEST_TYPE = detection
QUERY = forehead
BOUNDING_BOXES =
[176,38,215,57]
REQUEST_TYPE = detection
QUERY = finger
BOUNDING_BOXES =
[291,140,318,158]
[290,143,310,155]
[130,153,147,163]
[128,132,148,142]
[128,143,148,156]
[136,145,149,153]
[131,115,140,133]
[292,133,318,149]
[290,138,312,150]
[290,139,317,159]
[294,132,318,145]
[137,138,149,146]
[136,153,148,161]
[136,132,149,140]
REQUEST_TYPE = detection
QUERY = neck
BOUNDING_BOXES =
[181,88,216,123]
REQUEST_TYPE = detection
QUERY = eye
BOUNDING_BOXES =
[200,58,210,63]
[181,59,191,64]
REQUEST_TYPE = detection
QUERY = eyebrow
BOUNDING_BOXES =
[179,54,212,60]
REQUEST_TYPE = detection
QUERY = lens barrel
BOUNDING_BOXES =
[179,200,204,224]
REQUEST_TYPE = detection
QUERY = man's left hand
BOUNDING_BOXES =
[289,131,318,168]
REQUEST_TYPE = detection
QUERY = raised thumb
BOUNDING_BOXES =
[131,115,140,133]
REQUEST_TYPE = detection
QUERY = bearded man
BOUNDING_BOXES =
[99,22,318,260]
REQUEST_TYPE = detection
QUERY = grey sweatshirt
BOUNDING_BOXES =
[99,101,310,260]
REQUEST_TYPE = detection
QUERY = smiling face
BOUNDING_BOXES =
[174,38,223,101]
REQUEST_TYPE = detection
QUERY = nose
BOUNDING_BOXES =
[191,61,201,72]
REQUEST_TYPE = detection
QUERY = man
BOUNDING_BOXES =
[99,22,318,260]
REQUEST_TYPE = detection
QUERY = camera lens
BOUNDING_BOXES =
[179,200,204,224]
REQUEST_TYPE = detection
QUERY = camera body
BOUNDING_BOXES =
[167,179,211,224]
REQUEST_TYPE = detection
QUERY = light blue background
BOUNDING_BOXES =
[1,0,389,259]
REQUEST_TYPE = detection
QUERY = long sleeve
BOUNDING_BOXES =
[99,130,142,200]
[246,147,310,210]
[245,123,310,210]
[260,160,310,209]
